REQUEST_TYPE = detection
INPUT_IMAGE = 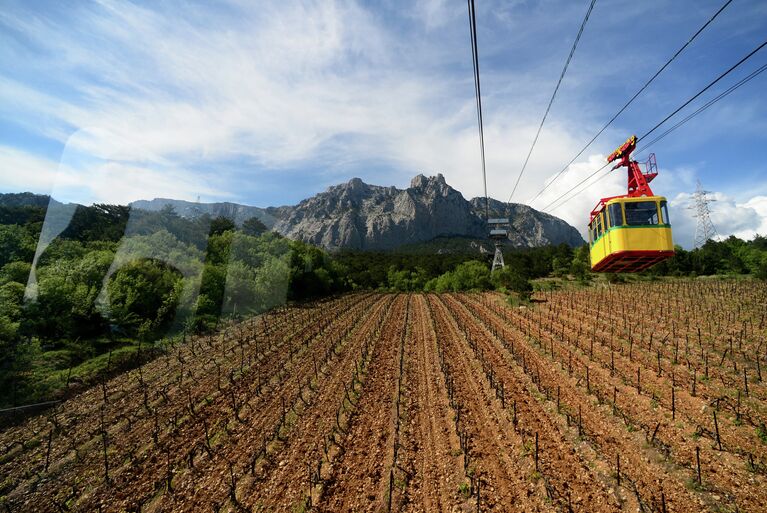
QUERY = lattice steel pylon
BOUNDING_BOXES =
[492,244,505,271]
[689,179,718,249]
[489,218,509,271]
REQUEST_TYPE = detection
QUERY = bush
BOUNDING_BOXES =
[756,259,767,281]
[605,273,626,284]
[491,266,532,300]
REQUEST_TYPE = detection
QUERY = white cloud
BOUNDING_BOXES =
[0,0,764,242]
[0,141,228,205]
[528,154,625,239]
[0,0,617,206]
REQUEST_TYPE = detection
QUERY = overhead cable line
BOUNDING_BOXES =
[636,62,767,154]
[507,0,597,203]
[468,0,489,221]
[539,40,767,212]
[544,61,767,213]
[540,162,610,213]
[528,0,734,205]
[543,62,767,213]
[637,38,767,143]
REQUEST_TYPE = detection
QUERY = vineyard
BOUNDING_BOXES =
[1,281,767,512]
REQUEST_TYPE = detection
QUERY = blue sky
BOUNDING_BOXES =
[0,0,765,248]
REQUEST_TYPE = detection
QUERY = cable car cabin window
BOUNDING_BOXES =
[607,203,623,228]
[596,215,603,238]
[660,200,670,225]
[624,201,659,226]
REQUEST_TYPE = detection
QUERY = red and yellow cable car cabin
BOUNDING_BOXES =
[588,136,674,272]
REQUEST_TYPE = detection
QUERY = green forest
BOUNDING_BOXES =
[1,198,766,409]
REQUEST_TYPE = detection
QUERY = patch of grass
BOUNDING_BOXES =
[0,476,15,496]
[685,476,703,492]
[756,424,767,444]
[522,440,533,457]
[458,481,471,498]
[23,438,41,450]
[507,294,531,308]
[291,497,309,513]
[530,470,542,481]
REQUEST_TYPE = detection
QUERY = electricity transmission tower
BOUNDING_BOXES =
[689,179,718,248]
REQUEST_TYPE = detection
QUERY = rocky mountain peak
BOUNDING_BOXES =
[410,172,447,190]
[266,173,583,251]
[125,173,584,252]
[344,177,366,192]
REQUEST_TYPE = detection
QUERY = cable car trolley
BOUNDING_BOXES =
[588,135,674,272]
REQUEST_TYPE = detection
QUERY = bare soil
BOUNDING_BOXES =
[2,281,766,512]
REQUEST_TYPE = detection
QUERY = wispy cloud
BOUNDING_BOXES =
[0,0,764,248]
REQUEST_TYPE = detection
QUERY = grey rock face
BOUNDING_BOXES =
[469,197,585,248]
[266,174,584,250]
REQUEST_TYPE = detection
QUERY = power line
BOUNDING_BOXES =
[540,53,767,213]
[543,63,767,214]
[540,162,609,212]
[637,38,767,143]
[636,62,767,154]
[507,0,597,203]
[528,0,734,205]
[467,0,489,221]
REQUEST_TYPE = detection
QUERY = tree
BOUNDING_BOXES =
[1,261,32,285]
[570,244,591,281]
[0,281,24,357]
[60,204,130,242]
[241,217,268,237]
[222,260,258,315]
[197,264,228,318]
[0,225,35,267]
[209,216,236,236]
[756,258,767,281]
[106,258,183,339]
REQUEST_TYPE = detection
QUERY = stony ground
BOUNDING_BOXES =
[2,281,766,512]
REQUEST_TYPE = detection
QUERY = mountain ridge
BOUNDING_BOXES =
[131,173,584,250]
[1,174,585,250]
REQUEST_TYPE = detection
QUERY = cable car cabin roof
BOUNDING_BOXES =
[490,229,508,239]
[488,218,510,225]
[590,195,667,223]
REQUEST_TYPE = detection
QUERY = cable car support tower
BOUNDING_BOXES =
[489,218,509,271]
